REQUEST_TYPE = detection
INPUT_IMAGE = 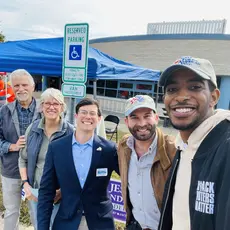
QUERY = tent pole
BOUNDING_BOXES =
[155,81,159,109]
[93,79,97,100]
[42,76,48,91]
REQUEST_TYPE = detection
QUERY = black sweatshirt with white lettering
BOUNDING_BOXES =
[158,119,230,230]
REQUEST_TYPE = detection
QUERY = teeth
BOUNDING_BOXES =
[175,108,193,113]
[83,122,91,125]
[137,128,147,132]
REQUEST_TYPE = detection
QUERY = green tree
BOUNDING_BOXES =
[0,31,5,42]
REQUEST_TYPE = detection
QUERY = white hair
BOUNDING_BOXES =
[10,69,35,86]
[40,88,67,112]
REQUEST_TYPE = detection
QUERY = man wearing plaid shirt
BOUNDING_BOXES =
[0,69,40,230]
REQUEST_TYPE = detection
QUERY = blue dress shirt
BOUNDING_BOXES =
[72,134,93,188]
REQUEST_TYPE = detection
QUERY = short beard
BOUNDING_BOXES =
[16,93,29,102]
[170,117,201,131]
[128,124,156,141]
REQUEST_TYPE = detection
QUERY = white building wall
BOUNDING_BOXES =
[90,39,230,75]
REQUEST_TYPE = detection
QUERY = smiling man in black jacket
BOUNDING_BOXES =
[158,56,230,230]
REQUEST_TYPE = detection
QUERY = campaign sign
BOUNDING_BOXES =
[108,179,126,223]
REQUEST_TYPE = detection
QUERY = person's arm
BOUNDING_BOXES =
[19,125,38,202]
[37,143,58,230]
[215,141,230,230]
[0,108,11,155]
[0,108,26,155]
[20,167,38,202]
[9,136,26,152]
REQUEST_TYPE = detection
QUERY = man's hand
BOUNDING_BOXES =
[9,135,26,151]
[23,182,38,202]
[54,189,61,204]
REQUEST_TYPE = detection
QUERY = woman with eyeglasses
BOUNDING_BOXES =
[18,88,74,230]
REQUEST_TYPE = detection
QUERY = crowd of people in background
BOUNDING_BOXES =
[0,56,230,230]
[0,76,15,106]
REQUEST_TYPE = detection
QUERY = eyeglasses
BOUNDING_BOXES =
[78,110,98,117]
[43,102,61,108]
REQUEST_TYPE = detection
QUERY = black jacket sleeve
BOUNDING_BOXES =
[215,139,230,230]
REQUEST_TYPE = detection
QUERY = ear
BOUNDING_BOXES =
[210,88,220,107]
[124,117,129,127]
[39,105,43,113]
[154,113,159,125]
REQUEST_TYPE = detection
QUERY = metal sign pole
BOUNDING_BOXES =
[68,97,75,125]
[93,79,97,100]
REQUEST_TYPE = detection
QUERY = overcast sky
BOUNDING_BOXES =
[1,0,229,41]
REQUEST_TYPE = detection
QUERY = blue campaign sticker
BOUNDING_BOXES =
[69,45,82,60]
[96,168,108,177]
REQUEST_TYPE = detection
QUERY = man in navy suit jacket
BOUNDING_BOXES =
[37,98,119,230]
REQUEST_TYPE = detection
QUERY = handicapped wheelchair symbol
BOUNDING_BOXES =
[71,47,79,59]
[69,45,82,60]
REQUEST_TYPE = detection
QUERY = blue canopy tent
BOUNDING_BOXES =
[0,37,162,122]
[0,37,160,81]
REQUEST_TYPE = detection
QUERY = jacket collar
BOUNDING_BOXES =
[7,98,39,119]
[31,117,71,140]
[7,97,38,112]
[6,100,17,114]
[122,128,172,171]
[153,128,172,171]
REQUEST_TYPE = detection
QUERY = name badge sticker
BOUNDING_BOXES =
[96,168,108,177]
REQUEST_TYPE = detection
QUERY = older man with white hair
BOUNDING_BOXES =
[0,69,40,230]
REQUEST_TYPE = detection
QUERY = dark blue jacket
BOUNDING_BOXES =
[37,134,119,230]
